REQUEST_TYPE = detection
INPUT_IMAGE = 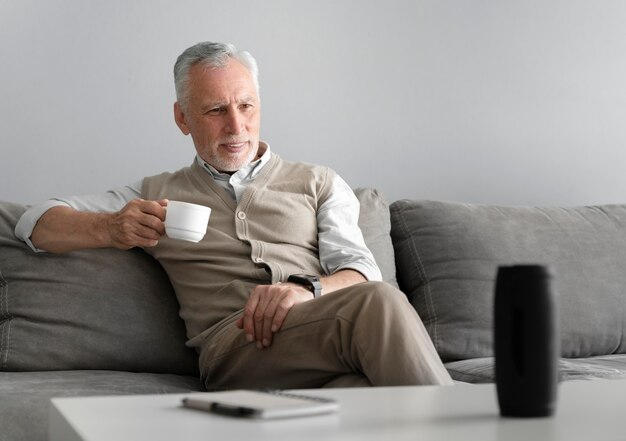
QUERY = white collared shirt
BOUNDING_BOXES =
[196,141,273,202]
[15,142,382,281]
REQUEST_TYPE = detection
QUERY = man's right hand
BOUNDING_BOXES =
[106,199,168,249]
[31,198,168,254]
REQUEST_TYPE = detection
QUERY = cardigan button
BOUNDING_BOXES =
[237,211,246,220]
[255,257,264,263]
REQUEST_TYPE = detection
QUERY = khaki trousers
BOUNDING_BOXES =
[198,281,453,389]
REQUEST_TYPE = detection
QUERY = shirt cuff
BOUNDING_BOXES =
[336,262,383,283]
[14,200,71,252]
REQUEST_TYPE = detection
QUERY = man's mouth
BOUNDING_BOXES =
[221,141,248,151]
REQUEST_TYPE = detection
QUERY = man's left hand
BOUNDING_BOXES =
[235,282,315,349]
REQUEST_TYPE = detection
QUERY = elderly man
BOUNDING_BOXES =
[16,41,452,389]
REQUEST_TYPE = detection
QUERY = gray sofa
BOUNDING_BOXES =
[2,189,626,440]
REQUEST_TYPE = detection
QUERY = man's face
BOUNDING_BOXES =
[174,58,261,172]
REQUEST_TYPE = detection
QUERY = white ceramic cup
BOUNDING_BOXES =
[164,201,211,243]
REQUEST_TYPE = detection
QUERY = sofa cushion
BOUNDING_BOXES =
[390,200,626,362]
[0,370,205,441]
[445,355,626,384]
[0,201,198,374]
[354,188,398,288]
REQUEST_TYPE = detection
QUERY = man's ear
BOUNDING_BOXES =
[174,102,191,135]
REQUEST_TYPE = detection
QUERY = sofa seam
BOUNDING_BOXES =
[396,205,439,351]
[0,272,10,369]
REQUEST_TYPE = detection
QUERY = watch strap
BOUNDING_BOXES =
[287,274,322,299]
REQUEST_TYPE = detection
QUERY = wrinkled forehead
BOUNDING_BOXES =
[186,59,258,100]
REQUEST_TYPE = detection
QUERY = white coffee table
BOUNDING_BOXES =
[49,379,626,441]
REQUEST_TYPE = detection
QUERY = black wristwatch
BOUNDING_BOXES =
[287,274,322,299]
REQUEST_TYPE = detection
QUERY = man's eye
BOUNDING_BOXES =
[240,104,253,111]
[206,108,225,115]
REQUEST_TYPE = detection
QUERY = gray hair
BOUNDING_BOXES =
[174,41,259,107]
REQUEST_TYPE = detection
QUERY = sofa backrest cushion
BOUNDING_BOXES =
[390,199,626,362]
[354,188,398,288]
[0,201,198,374]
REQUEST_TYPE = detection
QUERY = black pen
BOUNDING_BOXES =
[182,397,259,417]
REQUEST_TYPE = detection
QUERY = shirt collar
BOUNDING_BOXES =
[196,141,271,182]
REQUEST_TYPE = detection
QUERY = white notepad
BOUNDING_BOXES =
[181,390,339,419]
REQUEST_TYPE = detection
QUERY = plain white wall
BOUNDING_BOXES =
[2,0,626,206]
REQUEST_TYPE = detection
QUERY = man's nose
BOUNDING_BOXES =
[225,110,244,134]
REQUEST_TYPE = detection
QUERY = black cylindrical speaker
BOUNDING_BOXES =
[494,265,559,417]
